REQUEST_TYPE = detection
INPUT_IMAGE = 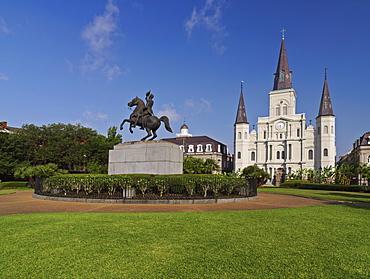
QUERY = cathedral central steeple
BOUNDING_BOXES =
[273,30,292,90]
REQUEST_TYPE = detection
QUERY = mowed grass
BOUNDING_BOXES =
[259,187,370,203]
[1,205,369,278]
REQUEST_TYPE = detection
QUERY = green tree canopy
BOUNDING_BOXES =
[0,123,122,179]
[183,157,220,174]
[240,165,271,187]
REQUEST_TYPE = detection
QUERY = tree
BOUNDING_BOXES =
[240,165,271,188]
[183,157,220,174]
[14,163,68,187]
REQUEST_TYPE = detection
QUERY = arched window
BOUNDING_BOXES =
[238,132,241,139]
[331,126,334,134]
[276,106,280,116]
[237,152,241,159]
[308,150,313,160]
[251,151,256,161]
[297,129,300,137]
[277,151,280,159]
[279,70,285,82]
[244,132,248,139]
[283,106,287,115]
[324,126,328,134]
[323,148,328,156]
[196,144,203,152]
[188,145,194,152]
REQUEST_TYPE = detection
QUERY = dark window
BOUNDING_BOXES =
[308,150,313,160]
[237,152,241,159]
[251,151,256,161]
[323,148,328,156]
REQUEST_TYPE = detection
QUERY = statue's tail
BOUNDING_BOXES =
[159,116,173,133]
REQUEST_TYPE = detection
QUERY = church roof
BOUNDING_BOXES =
[273,38,292,90]
[235,91,248,124]
[317,75,334,117]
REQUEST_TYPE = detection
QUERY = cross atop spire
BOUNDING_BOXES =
[281,28,286,40]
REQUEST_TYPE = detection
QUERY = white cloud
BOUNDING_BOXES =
[0,17,10,34]
[81,0,123,81]
[103,64,122,81]
[83,110,109,122]
[156,103,180,122]
[184,98,212,114]
[65,60,74,73]
[0,73,9,81]
[82,0,119,53]
[184,0,228,54]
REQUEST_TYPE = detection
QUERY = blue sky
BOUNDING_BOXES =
[1,0,369,158]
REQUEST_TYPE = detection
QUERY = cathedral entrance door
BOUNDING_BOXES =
[275,168,285,186]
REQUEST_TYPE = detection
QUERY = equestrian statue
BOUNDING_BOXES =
[120,91,173,141]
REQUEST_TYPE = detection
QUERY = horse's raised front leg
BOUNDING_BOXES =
[120,119,134,133]
[141,128,152,141]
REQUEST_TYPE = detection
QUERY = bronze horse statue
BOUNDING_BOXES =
[120,96,173,141]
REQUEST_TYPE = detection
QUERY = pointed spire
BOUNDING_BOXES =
[235,81,248,124]
[318,69,334,117]
[273,29,292,90]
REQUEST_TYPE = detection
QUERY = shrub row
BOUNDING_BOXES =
[0,181,29,190]
[41,174,254,199]
[281,180,370,192]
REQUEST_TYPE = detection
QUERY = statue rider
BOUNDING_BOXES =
[132,91,154,129]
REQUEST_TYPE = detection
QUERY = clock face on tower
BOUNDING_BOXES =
[276,122,285,130]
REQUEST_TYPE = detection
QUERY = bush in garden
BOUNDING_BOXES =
[136,178,150,196]
[154,179,169,197]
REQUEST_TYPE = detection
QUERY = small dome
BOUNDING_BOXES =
[181,123,188,130]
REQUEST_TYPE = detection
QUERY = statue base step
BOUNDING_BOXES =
[108,140,183,175]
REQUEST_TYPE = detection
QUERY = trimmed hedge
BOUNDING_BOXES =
[0,181,29,190]
[281,180,370,192]
[40,174,254,199]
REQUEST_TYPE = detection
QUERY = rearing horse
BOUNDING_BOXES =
[120,97,173,141]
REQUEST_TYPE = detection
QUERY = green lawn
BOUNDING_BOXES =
[259,187,370,204]
[1,205,369,278]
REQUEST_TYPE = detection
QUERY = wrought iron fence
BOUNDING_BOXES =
[37,176,257,200]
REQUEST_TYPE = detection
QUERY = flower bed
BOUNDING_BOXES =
[39,174,256,200]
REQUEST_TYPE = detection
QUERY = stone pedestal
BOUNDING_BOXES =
[108,140,183,175]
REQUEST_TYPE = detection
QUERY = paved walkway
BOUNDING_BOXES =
[0,190,345,216]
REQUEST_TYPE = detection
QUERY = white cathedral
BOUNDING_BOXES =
[234,34,336,180]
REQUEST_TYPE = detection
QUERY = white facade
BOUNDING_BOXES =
[234,37,336,179]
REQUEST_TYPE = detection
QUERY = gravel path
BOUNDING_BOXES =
[0,190,344,216]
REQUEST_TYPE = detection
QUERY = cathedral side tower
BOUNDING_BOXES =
[315,72,336,169]
[234,83,251,171]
